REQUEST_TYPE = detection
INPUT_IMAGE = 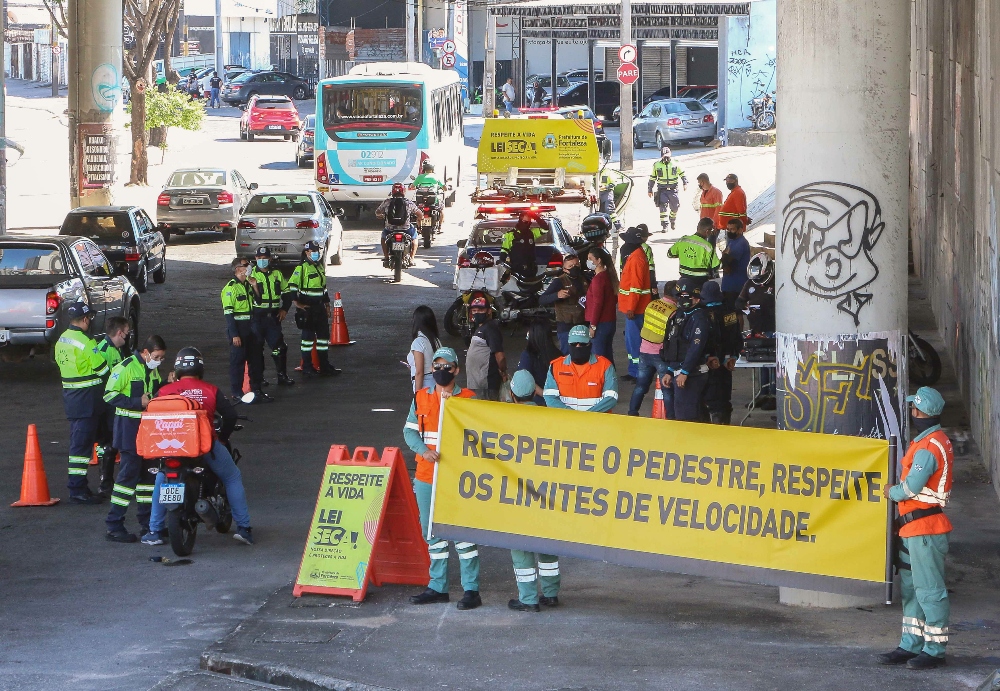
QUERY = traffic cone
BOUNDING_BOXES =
[243,363,251,394]
[11,424,60,507]
[90,443,99,466]
[329,293,355,345]
[651,379,666,420]
[295,346,321,372]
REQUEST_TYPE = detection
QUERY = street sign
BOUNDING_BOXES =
[442,53,457,68]
[442,39,456,55]
[618,44,637,64]
[617,62,639,86]
[51,46,61,56]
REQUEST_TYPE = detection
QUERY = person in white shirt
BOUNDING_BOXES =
[501,78,517,114]
[407,306,442,393]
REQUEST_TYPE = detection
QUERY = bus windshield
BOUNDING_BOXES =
[322,84,422,135]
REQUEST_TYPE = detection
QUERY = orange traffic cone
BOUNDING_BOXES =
[329,293,355,345]
[11,424,60,507]
[242,363,251,394]
[651,378,666,420]
[294,346,322,372]
[90,443,99,466]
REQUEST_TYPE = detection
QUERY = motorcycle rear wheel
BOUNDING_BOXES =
[216,497,233,534]
[393,258,402,283]
[444,298,464,337]
[167,510,198,556]
[422,228,432,249]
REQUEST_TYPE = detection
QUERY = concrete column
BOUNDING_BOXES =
[484,14,496,117]
[775,0,910,607]
[550,29,557,108]
[669,39,677,97]
[587,39,595,112]
[405,0,415,62]
[68,0,123,208]
[618,0,633,171]
[215,0,224,74]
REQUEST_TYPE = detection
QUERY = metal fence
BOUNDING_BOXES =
[322,59,354,79]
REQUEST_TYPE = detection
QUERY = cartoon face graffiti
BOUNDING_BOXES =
[780,181,885,326]
[91,63,121,113]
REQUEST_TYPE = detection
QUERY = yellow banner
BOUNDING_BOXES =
[432,398,890,593]
[478,118,600,174]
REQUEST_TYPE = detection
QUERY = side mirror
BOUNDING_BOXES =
[335,207,346,218]
[249,182,258,190]
[456,239,467,248]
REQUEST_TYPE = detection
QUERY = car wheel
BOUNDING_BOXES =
[225,227,237,241]
[126,304,139,352]
[633,129,643,149]
[247,132,255,142]
[240,127,246,141]
[134,262,148,293]
[247,91,258,101]
[293,86,307,100]
[655,131,664,151]
[153,252,166,284]
[159,227,171,244]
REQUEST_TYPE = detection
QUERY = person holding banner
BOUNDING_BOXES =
[506,370,561,612]
[543,325,619,412]
[878,387,954,670]
[403,347,482,611]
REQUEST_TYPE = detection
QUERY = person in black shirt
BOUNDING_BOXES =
[209,72,223,109]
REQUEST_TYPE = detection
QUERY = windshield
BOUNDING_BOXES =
[61,214,133,241]
[256,100,295,110]
[244,194,316,214]
[0,245,66,275]
[167,170,226,187]
[230,72,254,84]
[472,221,555,247]
[322,84,422,135]
[665,101,706,113]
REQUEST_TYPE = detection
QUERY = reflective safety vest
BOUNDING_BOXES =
[898,430,954,538]
[407,387,476,483]
[286,260,328,305]
[221,279,253,321]
[668,234,720,277]
[547,356,615,411]
[104,354,162,419]
[600,171,614,192]
[54,327,109,390]
[640,298,676,344]
[649,159,685,188]
[250,266,287,311]
[96,335,124,369]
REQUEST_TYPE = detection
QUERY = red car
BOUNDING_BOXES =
[240,95,301,142]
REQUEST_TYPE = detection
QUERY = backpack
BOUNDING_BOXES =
[386,197,409,226]
[136,394,213,458]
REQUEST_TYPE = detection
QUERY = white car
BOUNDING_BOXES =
[235,191,345,266]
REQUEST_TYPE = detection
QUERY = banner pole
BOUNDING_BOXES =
[426,393,447,540]
[884,434,899,605]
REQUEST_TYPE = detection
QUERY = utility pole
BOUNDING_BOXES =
[214,0,224,74]
[405,0,415,62]
[618,0,633,171]
[50,21,58,96]
[484,14,496,117]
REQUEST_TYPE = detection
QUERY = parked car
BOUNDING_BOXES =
[562,68,604,83]
[550,81,622,122]
[296,114,315,168]
[0,235,140,362]
[699,89,718,120]
[632,98,717,149]
[222,70,312,105]
[199,64,250,93]
[642,84,718,106]
[235,191,345,266]
[156,168,257,240]
[60,206,166,294]
[240,95,301,142]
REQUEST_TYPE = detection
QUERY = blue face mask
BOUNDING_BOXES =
[308,252,321,262]
[256,259,269,270]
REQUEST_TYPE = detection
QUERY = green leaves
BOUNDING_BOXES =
[126,85,205,148]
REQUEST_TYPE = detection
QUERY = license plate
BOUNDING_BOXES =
[392,241,408,251]
[267,125,282,130]
[363,175,384,183]
[685,120,699,126]
[266,245,285,253]
[420,218,432,227]
[159,483,185,504]
[182,197,205,205]
[0,329,9,344]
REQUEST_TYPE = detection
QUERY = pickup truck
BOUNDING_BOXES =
[0,235,141,362]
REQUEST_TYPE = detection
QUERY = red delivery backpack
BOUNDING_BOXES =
[136,394,213,458]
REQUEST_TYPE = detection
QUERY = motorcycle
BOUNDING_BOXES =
[151,398,250,557]
[388,229,413,283]
[908,330,942,386]
[750,93,776,131]
[415,185,444,249]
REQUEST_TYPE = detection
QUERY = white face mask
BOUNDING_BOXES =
[146,358,161,370]
[586,259,596,270]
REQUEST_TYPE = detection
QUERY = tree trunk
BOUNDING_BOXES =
[163,12,180,86]
[128,89,148,185]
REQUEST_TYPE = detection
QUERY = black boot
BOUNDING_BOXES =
[876,648,918,665]
[539,596,559,607]
[906,652,946,670]
[277,372,295,386]
[276,351,294,385]
[508,598,540,612]
[457,590,482,610]
[409,588,449,605]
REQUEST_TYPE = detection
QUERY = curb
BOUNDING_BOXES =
[200,652,398,691]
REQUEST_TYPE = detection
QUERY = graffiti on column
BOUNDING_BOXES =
[781,182,885,326]
[91,63,122,113]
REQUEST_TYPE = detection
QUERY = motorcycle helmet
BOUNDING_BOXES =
[580,213,612,242]
[421,160,435,173]
[391,182,406,197]
[174,346,205,379]
[747,252,773,286]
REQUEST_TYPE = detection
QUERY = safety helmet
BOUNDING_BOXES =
[661,146,672,158]
[580,213,612,241]
[391,182,405,197]
[174,347,205,379]
[303,240,322,255]
[421,160,434,173]
[747,252,773,285]
[470,295,488,309]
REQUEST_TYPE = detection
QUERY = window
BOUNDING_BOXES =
[648,104,662,118]
[0,245,65,275]
[73,241,99,275]
[61,213,134,242]
[168,170,226,187]
[322,84,423,133]
[83,242,112,276]
[244,194,315,214]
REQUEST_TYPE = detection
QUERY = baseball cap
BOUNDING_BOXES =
[432,347,460,365]
[470,296,488,308]
[568,324,591,344]
[700,281,722,304]
[510,370,537,400]
[906,387,945,416]
[66,301,93,318]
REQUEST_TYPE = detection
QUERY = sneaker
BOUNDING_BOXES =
[276,373,295,386]
[409,588,450,605]
[457,590,482,611]
[141,531,166,546]
[508,598,540,612]
[539,596,559,607]
[70,491,104,505]
[906,652,946,670]
[234,526,254,545]
[876,648,918,665]
[106,529,138,543]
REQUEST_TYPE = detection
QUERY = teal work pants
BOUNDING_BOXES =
[413,479,480,593]
[898,533,950,658]
[511,550,560,605]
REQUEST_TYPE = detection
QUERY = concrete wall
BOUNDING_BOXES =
[909,0,1000,495]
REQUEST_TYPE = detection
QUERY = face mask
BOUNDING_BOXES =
[586,259,597,271]
[471,312,487,325]
[568,266,582,278]
[726,181,736,190]
[433,369,456,386]
[678,296,695,310]
[570,344,592,364]
[910,413,940,437]
[308,252,321,262]
[256,259,269,269]
[146,358,161,370]
[726,231,739,240]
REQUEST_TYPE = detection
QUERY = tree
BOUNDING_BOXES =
[122,0,182,185]
[41,0,68,38]
[131,85,205,162]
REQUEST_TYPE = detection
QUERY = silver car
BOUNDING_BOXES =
[236,191,345,266]
[156,168,257,241]
[633,98,717,149]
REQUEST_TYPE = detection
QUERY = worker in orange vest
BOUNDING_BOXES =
[543,325,618,411]
[696,173,724,233]
[402,347,481,611]
[878,387,953,670]
[719,173,750,229]
[618,227,652,381]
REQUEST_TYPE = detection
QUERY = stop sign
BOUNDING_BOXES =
[617,62,639,85]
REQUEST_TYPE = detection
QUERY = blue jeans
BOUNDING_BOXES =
[503,99,515,113]
[210,88,221,108]
[624,314,644,378]
[629,351,672,415]
[591,321,615,366]
[149,440,251,533]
